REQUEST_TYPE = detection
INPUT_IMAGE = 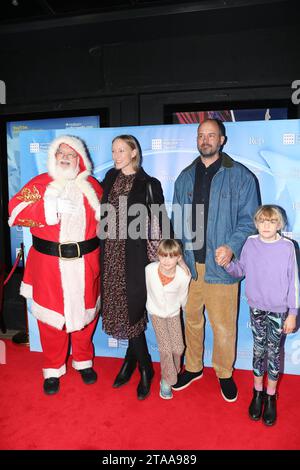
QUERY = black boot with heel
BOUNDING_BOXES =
[113,352,137,388]
[248,388,264,420]
[128,333,154,400]
[137,362,154,400]
[262,393,277,426]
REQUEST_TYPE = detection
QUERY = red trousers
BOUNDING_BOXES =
[37,316,98,378]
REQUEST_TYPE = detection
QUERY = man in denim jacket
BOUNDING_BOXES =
[172,119,259,402]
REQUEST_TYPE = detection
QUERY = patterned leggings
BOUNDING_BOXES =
[150,314,184,386]
[250,307,287,381]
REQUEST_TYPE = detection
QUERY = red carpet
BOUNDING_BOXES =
[0,339,299,450]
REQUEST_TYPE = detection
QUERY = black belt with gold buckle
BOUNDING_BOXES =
[32,235,99,260]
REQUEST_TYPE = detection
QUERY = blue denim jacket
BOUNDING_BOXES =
[172,153,259,283]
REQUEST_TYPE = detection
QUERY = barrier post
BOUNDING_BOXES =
[12,243,29,346]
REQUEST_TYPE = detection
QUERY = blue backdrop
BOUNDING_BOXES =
[19,120,300,374]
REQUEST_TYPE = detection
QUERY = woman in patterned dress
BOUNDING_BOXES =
[99,135,171,400]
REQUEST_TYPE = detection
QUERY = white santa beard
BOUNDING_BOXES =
[54,162,80,180]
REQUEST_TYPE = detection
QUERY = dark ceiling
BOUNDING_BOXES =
[0,0,288,26]
[0,0,208,24]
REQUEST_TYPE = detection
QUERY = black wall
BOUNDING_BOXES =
[1,0,299,123]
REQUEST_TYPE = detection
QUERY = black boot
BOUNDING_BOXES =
[43,377,60,395]
[137,363,154,400]
[113,353,137,388]
[262,393,277,426]
[248,389,264,420]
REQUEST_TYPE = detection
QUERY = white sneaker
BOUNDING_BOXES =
[159,379,173,400]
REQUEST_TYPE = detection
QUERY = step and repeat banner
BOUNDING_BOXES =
[19,120,300,374]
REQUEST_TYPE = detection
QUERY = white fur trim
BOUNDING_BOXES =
[95,205,100,222]
[22,282,100,332]
[58,184,86,333]
[66,302,99,333]
[44,180,66,198]
[60,258,86,332]
[76,175,101,217]
[43,365,66,379]
[85,296,101,322]
[30,297,100,332]
[20,281,33,298]
[47,135,92,180]
[72,360,93,371]
[31,300,66,330]
[8,201,33,227]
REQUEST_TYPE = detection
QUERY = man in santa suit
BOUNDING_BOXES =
[9,135,102,395]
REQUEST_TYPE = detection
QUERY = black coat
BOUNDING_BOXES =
[100,167,172,326]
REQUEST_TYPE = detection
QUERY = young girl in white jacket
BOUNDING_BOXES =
[145,239,191,399]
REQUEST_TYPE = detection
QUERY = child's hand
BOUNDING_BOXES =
[283,314,296,334]
[215,256,230,269]
[215,245,233,267]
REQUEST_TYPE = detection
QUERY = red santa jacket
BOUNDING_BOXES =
[9,137,102,333]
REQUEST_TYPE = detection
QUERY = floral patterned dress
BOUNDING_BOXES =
[102,171,147,339]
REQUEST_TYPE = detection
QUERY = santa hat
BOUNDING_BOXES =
[47,135,92,179]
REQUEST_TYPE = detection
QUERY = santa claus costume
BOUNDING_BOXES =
[9,135,102,392]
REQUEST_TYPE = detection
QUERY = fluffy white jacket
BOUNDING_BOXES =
[145,262,191,318]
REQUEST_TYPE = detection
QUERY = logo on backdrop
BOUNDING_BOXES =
[282,133,300,145]
[151,137,184,150]
[30,142,40,153]
[0,80,6,104]
[249,136,265,145]
[151,139,162,150]
[108,338,128,349]
[29,142,50,153]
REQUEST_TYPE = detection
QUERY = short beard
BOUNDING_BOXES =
[54,163,79,180]
[198,145,220,159]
